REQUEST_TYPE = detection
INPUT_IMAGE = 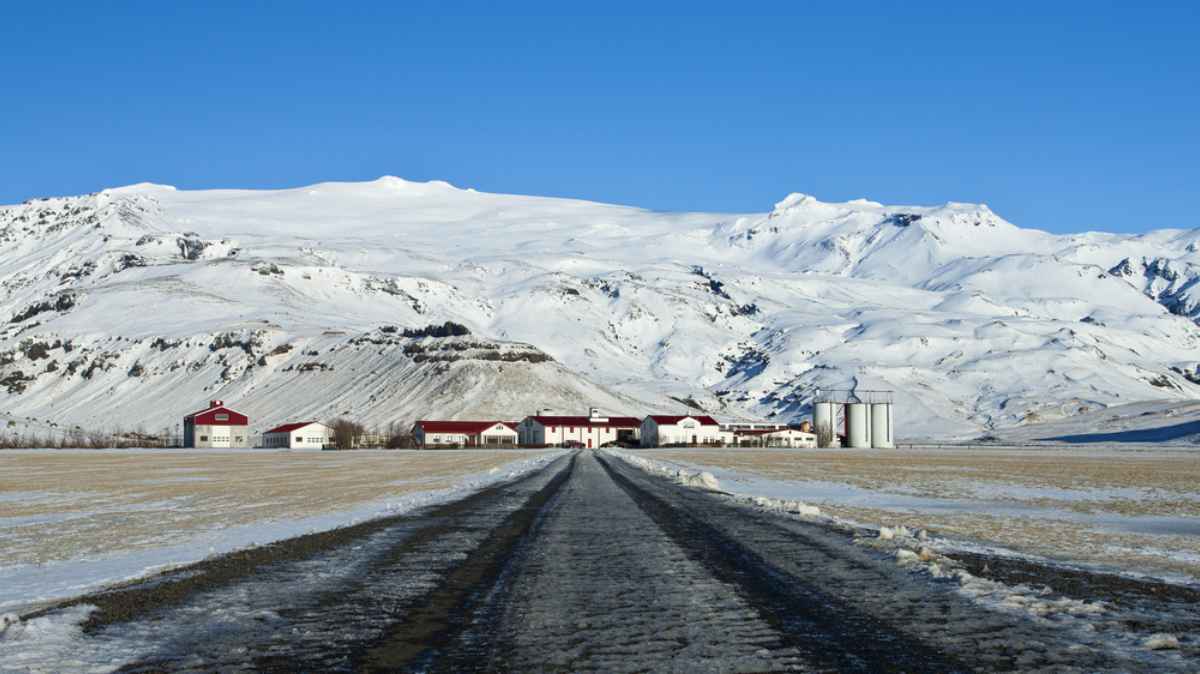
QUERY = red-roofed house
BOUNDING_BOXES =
[517,409,640,448]
[413,420,518,448]
[263,421,334,449]
[183,400,249,448]
[640,414,722,447]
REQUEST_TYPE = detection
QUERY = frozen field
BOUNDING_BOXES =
[635,447,1200,581]
[0,448,559,611]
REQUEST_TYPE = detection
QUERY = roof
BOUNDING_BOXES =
[529,415,641,428]
[185,404,248,426]
[417,420,517,434]
[646,414,720,426]
[265,421,325,435]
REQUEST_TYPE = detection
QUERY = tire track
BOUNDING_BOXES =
[600,452,1176,672]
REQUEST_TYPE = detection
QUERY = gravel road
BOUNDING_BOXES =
[4,450,1195,673]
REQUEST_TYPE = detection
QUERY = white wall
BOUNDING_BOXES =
[193,424,249,448]
[262,424,333,449]
[641,417,721,446]
[525,420,633,448]
[289,425,333,449]
[419,424,517,448]
[760,430,818,448]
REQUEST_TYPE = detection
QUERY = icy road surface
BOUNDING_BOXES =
[2,451,1196,672]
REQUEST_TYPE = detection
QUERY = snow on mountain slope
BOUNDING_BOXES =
[1,178,1199,440]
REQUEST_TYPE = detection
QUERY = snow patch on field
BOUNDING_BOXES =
[0,451,563,614]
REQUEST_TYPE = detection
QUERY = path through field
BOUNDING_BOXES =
[3,451,1197,672]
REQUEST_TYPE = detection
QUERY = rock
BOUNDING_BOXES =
[0,613,19,636]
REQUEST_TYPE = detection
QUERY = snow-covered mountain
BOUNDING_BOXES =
[2,177,1199,439]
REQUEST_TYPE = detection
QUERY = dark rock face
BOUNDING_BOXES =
[401,322,471,338]
[887,213,923,227]
[177,235,208,261]
[10,293,76,324]
[1109,256,1200,323]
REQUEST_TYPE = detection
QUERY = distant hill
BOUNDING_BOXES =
[2,177,1199,439]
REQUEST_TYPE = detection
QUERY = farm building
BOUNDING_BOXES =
[413,420,518,448]
[517,409,639,448]
[733,428,818,448]
[640,415,722,447]
[262,421,334,449]
[183,400,249,448]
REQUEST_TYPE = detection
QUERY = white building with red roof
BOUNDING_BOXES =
[413,420,518,448]
[183,399,249,448]
[640,414,722,447]
[262,421,334,449]
[516,409,640,448]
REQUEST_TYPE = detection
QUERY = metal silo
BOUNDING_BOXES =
[814,402,836,447]
[871,403,894,448]
[847,403,872,448]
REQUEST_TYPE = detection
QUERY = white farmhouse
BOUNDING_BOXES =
[640,415,722,447]
[517,409,640,448]
[413,420,519,448]
[734,428,818,448]
[262,421,335,449]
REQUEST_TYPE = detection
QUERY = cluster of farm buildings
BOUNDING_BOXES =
[183,401,819,450]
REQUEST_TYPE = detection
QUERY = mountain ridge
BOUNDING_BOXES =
[2,178,1199,440]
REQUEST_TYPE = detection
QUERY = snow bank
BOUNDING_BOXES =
[611,452,724,492]
[0,451,565,614]
[606,450,825,519]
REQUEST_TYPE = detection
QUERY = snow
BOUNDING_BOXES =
[0,451,563,614]
[1143,633,1182,650]
[3,179,1200,439]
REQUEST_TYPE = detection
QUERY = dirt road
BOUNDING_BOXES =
[4,451,1195,672]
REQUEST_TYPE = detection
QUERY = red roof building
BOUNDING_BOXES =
[262,421,335,449]
[183,399,250,448]
[640,414,722,447]
[517,410,641,448]
[413,420,518,448]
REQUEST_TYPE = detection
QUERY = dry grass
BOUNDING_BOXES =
[642,447,1200,580]
[0,449,548,567]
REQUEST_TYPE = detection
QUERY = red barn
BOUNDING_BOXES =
[183,399,250,448]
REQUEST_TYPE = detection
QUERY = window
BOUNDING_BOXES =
[199,435,208,442]
[215,413,229,421]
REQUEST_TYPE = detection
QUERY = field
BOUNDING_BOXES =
[637,447,1200,581]
[0,448,557,611]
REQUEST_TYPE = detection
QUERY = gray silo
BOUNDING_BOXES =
[846,403,872,448]
[814,401,836,447]
[870,402,894,448]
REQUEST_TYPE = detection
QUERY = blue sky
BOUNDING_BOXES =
[1,2,1196,233]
